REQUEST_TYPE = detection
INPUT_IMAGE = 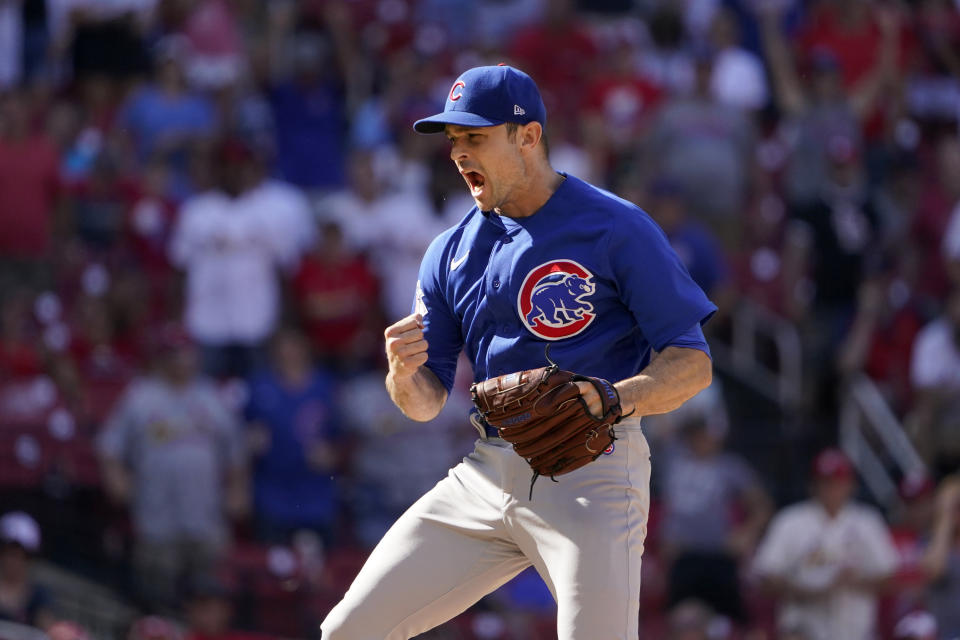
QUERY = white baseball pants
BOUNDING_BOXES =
[320,418,651,640]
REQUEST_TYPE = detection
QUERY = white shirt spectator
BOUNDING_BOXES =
[252,179,316,269]
[910,317,960,390]
[170,182,311,345]
[753,500,899,640]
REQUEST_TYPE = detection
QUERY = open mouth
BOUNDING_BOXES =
[462,170,486,197]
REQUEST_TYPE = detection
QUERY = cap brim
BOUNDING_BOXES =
[413,111,505,134]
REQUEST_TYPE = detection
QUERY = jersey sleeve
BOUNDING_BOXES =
[414,233,463,393]
[662,322,711,358]
[606,211,717,351]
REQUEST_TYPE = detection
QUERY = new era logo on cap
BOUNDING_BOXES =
[413,65,546,134]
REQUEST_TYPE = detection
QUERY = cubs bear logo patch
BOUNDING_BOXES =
[517,260,596,340]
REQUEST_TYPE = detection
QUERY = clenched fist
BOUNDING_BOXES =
[385,313,429,378]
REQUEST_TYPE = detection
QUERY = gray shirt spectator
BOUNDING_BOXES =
[661,443,762,552]
[97,325,248,610]
[647,51,754,241]
[98,375,244,545]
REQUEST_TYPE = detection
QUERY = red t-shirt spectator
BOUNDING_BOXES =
[913,187,954,302]
[0,133,60,258]
[797,4,885,88]
[863,302,924,413]
[583,74,662,131]
[292,243,381,366]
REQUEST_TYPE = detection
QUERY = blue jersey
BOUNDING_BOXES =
[415,174,717,392]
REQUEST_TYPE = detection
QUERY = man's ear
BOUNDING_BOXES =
[520,122,542,152]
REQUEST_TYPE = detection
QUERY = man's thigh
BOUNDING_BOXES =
[507,421,652,640]
[321,441,530,640]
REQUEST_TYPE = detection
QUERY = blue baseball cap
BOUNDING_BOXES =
[413,65,546,134]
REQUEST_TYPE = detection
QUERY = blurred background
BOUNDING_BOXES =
[0,0,959,638]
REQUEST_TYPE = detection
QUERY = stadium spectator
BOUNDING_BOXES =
[795,0,906,90]
[646,44,755,246]
[640,177,734,319]
[733,186,793,317]
[913,135,960,304]
[892,610,938,640]
[47,0,153,82]
[0,89,63,293]
[507,0,597,121]
[707,7,769,112]
[67,151,131,254]
[181,574,268,640]
[0,290,43,382]
[0,512,54,630]
[180,0,245,92]
[638,4,696,96]
[0,1,23,89]
[919,474,960,638]
[657,384,772,624]
[169,139,312,379]
[96,324,248,611]
[752,448,898,640]
[341,358,475,547]
[581,34,663,177]
[905,0,960,125]
[291,221,382,372]
[784,133,882,424]
[320,150,442,321]
[267,31,348,192]
[758,1,898,206]
[907,287,960,474]
[836,264,925,414]
[888,473,938,613]
[244,328,341,546]
[117,36,217,167]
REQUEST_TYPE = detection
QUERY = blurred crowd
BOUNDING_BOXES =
[1,0,960,638]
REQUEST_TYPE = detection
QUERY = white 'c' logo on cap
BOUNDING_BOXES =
[449,81,465,101]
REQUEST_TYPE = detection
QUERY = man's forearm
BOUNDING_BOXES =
[614,347,712,416]
[387,366,448,422]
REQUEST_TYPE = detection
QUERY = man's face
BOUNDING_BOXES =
[814,476,854,512]
[446,124,526,214]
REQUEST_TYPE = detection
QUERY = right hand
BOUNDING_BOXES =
[385,313,429,379]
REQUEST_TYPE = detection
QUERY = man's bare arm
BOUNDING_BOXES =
[577,346,712,417]
[385,313,448,422]
[614,347,713,416]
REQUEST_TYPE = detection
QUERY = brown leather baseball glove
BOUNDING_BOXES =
[470,363,624,498]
